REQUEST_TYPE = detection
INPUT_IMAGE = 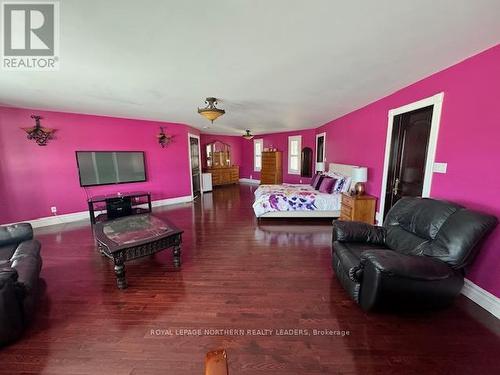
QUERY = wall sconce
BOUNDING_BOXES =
[157,127,172,148]
[22,115,56,146]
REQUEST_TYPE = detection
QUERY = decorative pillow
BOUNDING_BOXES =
[333,177,346,193]
[310,172,321,187]
[329,178,338,193]
[341,176,352,193]
[314,175,325,190]
[318,177,336,194]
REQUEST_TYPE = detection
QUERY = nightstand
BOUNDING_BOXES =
[339,193,377,224]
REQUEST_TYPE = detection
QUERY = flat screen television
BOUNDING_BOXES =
[76,151,146,187]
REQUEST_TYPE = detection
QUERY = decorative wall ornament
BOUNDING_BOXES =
[22,115,56,146]
[197,97,225,125]
[157,127,172,148]
[242,129,254,140]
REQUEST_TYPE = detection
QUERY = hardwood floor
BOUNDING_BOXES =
[1,184,499,374]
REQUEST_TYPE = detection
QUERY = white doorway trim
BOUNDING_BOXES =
[315,132,326,172]
[188,133,203,199]
[378,92,444,223]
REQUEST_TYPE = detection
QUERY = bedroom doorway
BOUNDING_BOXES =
[188,134,202,199]
[379,93,444,221]
[383,105,433,217]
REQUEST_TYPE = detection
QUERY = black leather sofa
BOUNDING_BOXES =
[331,197,497,311]
[0,223,42,345]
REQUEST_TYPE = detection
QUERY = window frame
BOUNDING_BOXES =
[254,138,263,172]
[288,135,302,175]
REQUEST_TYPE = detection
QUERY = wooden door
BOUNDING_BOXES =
[301,147,313,177]
[384,105,433,218]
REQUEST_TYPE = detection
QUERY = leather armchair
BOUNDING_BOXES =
[331,197,497,311]
[0,223,42,346]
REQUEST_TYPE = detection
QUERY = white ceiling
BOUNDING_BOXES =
[1,0,499,135]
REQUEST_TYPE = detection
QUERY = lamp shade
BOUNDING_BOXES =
[316,162,325,172]
[199,109,224,122]
[198,97,225,124]
[352,167,368,183]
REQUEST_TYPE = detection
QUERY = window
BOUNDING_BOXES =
[288,135,302,174]
[254,139,263,171]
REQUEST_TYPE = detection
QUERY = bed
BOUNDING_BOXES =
[253,163,359,218]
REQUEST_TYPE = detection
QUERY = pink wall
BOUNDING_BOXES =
[239,128,317,184]
[316,44,500,297]
[199,134,243,169]
[0,106,198,224]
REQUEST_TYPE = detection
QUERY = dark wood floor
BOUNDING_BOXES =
[1,184,499,374]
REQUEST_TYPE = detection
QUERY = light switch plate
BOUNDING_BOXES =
[433,162,447,174]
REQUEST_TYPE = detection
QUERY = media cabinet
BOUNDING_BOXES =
[87,191,152,224]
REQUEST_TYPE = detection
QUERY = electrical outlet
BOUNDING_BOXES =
[299,179,303,183]
[250,174,253,180]
[51,206,57,215]
[433,162,447,174]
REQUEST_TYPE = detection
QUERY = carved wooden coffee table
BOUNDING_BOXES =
[94,214,183,289]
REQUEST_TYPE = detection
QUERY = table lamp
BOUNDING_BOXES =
[352,167,368,195]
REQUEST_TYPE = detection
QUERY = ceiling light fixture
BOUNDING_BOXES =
[198,97,225,125]
[242,129,254,140]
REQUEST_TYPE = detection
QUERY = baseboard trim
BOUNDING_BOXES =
[149,195,193,208]
[239,178,260,185]
[24,211,91,228]
[462,278,500,319]
[4,195,193,229]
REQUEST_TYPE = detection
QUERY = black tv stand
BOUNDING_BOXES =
[87,191,152,224]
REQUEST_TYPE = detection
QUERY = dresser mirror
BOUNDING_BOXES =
[206,141,231,168]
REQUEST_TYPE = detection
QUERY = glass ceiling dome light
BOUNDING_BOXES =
[197,97,225,124]
[242,129,254,140]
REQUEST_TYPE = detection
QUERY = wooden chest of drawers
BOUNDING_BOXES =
[339,193,377,224]
[260,151,282,185]
[208,166,239,186]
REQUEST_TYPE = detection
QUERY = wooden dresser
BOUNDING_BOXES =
[207,166,239,186]
[260,151,283,185]
[339,193,377,224]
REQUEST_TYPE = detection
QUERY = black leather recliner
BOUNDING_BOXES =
[331,197,497,311]
[0,223,42,345]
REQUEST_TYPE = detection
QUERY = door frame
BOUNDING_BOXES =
[188,133,203,199]
[378,92,444,223]
[315,132,326,172]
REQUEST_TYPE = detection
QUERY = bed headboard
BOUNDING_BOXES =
[328,163,359,178]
